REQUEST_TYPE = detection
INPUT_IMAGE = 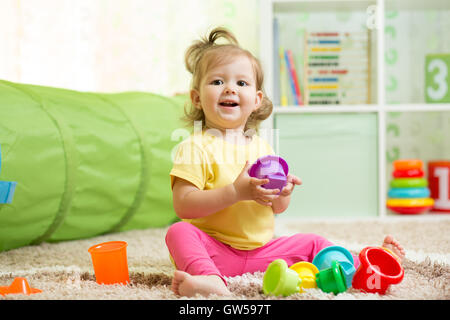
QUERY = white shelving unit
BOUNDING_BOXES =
[259,0,450,218]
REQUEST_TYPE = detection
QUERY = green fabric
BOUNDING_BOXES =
[0,80,187,252]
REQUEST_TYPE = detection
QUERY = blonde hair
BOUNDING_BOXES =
[182,27,273,133]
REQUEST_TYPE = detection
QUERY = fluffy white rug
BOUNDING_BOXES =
[0,217,449,300]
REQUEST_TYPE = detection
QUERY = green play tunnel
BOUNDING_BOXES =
[0,79,187,252]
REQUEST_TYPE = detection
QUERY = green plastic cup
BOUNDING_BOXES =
[263,259,302,297]
[316,260,347,294]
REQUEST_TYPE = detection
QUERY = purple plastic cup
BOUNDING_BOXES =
[248,155,289,193]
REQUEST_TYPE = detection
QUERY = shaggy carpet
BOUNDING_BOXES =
[0,216,449,300]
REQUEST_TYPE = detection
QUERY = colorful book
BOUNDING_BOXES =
[284,50,298,105]
[286,49,303,105]
[279,47,289,106]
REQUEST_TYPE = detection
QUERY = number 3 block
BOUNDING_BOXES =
[425,54,450,103]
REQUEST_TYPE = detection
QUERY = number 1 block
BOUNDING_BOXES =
[428,161,450,213]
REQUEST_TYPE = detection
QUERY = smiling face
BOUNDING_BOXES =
[190,54,263,133]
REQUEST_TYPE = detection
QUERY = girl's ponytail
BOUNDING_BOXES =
[185,27,239,77]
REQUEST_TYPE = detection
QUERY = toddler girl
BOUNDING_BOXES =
[165,27,405,297]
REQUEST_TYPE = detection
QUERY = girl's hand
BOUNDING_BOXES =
[279,174,302,197]
[271,174,302,214]
[232,161,281,206]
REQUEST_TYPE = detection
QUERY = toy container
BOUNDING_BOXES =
[0,277,42,296]
[312,245,355,288]
[352,246,404,295]
[88,241,130,285]
[315,260,347,294]
[263,259,301,296]
[289,261,319,292]
[248,155,288,193]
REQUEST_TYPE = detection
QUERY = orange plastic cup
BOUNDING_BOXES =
[88,241,130,285]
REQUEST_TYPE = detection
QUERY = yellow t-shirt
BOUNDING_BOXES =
[170,130,275,250]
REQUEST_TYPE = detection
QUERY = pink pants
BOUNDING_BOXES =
[165,221,360,284]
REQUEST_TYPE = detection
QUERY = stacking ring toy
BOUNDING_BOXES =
[386,198,434,207]
[392,168,423,178]
[390,178,427,188]
[388,187,430,198]
[387,206,433,215]
[393,159,423,171]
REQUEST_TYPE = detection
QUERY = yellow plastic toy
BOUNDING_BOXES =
[289,261,319,292]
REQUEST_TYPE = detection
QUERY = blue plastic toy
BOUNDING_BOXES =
[312,245,355,288]
[0,144,17,204]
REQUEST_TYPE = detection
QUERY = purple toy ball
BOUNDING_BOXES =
[248,155,289,194]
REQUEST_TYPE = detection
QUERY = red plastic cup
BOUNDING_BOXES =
[352,247,404,295]
[88,241,130,285]
[428,161,450,213]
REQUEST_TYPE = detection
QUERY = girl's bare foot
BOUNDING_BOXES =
[171,270,231,297]
[381,235,405,262]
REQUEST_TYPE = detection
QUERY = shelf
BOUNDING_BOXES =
[273,103,450,113]
[385,211,450,219]
[386,0,450,11]
[271,0,378,107]
[272,0,450,12]
[274,105,379,113]
[261,0,450,219]
[275,112,378,218]
[384,2,450,105]
[384,104,450,112]
[273,0,376,12]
